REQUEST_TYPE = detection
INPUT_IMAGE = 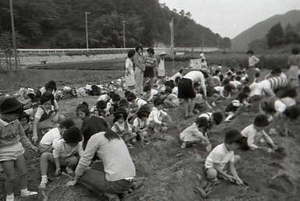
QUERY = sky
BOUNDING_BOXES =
[161,0,300,39]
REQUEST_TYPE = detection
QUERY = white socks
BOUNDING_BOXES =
[39,175,48,188]
[6,194,14,201]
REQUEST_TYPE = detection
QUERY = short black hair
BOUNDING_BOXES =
[63,126,82,144]
[242,86,251,94]
[113,108,128,122]
[195,117,209,128]
[254,114,270,127]
[291,47,299,55]
[137,109,150,119]
[126,92,137,102]
[135,46,143,52]
[255,72,260,78]
[247,50,254,55]
[153,97,164,107]
[111,93,121,102]
[128,49,135,58]
[45,80,57,91]
[143,84,151,92]
[19,112,30,123]
[283,105,300,120]
[76,102,90,117]
[260,100,276,114]
[271,67,282,75]
[224,129,242,144]
[96,100,107,110]
[59,119,75,129]
[40,91,54,105]
[212,112,223,125]
[280,88,297,99]
[147,48,154,55]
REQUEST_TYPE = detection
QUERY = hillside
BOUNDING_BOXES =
[232,10,300,51]
[0,0,230,49]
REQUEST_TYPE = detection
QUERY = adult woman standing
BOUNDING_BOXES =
[287,47,300,88]
[67,130,136,201]
[124,50,136,92]
[133,46,145,96]
[247,50,260,83]
[144,48,157,87]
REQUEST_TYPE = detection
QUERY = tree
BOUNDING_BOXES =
[285,24,300,44]
[248,38,268,52]
[266,23,284,48]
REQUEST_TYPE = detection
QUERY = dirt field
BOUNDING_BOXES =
[0,61,300,201]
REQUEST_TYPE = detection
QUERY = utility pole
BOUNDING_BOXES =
[201,33,204,52]
[9,0,18,70]
[85,12,90,51]
[122,20,126,48]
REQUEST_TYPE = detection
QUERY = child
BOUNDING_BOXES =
[133,108,150,143]
[126,91,147,111]
[39,119,75,153]
[180,117,211,150]
[205,129,244,185]
[32,91,59,143]
[111,108,134,142]
[241,114,277,151]
[164,88,180,108]
[224,100,242,122]
[0,97,38,201]
[39,126,83,188]
[198,112,223,134]
[148,97,172,134]
[143,84,158,102]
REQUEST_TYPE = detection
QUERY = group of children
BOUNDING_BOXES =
[1,48,300,200]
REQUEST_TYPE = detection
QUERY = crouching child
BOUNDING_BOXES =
[205,129,244,185]
[39,126,83,188]
[180,117,211,151]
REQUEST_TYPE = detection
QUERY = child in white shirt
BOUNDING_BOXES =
[180,117,211,150]
[148,97,172,134]
[111,109,134,142]
[241,114,277,151]
[39,127,83,188]
[133,108,150,143]
[205,129,244,185]
[39,119,75,153]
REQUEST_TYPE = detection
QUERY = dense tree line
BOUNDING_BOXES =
[249,22,300,51]
[0,0,230,49]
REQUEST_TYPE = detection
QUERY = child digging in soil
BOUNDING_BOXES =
[0,97,38,201]
[39,118,75,153]
[180,117,211,150]
[133,107,150,143]
[241,114,277,151]
[148,97,172,134]
[205,129,244,185]
[39,126,83,188]
[198,112,223,135]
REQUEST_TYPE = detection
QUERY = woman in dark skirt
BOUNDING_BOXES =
[178,71,207,118]
[144,48,157,87]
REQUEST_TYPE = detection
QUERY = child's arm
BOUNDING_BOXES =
[262,130,277,149]
[193,130,210,144]
[18,122,38,152]
[52,147,62,175]
[229,161,244,185]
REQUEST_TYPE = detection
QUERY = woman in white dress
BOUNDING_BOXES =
[125,50,136,92]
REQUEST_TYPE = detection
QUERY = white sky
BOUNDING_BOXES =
[161,0,300,38]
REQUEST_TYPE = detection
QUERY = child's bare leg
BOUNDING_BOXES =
[15,154,28,190]
[189,99,195,117]
[184,99,189,118]
[40,152,53,188]
[206,168,218,181]
[2,160,15,195]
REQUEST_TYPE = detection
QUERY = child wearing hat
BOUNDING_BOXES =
[197,112,223,134]
[39,126,83,188]
[205,129,244,185]
[180,117,211,150]
[0,97,38,201]
[224,100,242,122]
[241,114,277,151]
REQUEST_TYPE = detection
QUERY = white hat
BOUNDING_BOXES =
[159,52,167,56]
[232,100,241,107]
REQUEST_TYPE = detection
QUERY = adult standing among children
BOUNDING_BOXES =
[133,46,145,96]
[247,50,260,83]
[124,50,136,92]
[66,129,136,201]
[287,47,300,88]
[178,70,207,118]
[157,52,167,80]
[144,48,157,87]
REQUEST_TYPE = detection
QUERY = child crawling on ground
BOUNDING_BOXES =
[180,117,211,150]
[205,129,244,185]
[39,126,83,188]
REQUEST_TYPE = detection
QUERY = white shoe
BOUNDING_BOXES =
[6,194,14,201]
[20,189,38,197]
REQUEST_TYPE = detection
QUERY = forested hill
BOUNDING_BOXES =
[0,0,230,49]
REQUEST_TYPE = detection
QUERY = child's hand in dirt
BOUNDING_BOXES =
[234,177,244,185]
[31,145,39,152]
[55,168,61,176]
[32,134,38,144]
[66,179,77,187]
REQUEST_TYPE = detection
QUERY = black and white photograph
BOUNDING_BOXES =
[1,0,300,200]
